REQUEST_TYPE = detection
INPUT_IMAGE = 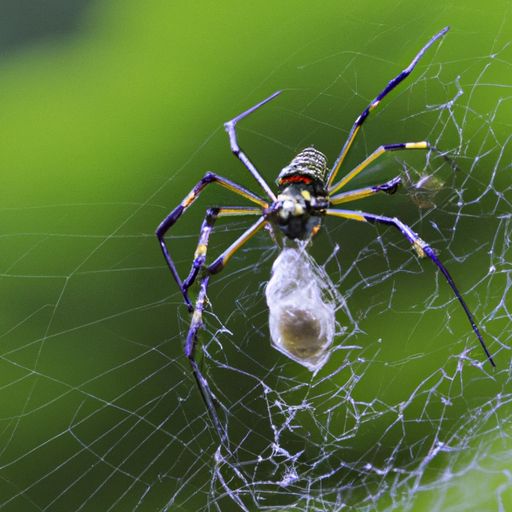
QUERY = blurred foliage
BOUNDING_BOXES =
[0,0,511,510]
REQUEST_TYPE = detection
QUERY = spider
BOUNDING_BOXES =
[156,26,495,441]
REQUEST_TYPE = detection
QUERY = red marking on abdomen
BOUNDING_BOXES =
[279,175,313,185]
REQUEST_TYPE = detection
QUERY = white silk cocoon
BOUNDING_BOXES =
[265,246,336,372]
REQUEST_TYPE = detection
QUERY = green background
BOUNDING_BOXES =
[0,0,510,510]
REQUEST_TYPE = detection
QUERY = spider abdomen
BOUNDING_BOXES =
[277,147,328,189]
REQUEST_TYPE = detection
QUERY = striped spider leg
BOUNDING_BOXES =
[156,177,267,442]
[324,208,495,367]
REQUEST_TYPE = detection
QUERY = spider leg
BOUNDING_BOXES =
[326,26,449,188]
[184,273,228,440]
[184,217,267,443]
[156,172,266,310]
[329,141,429,195]
[325,207,495,366]
[207,216,267,274]
[182,206,262,297]
[329,175,401,205]
[225,91,281,201]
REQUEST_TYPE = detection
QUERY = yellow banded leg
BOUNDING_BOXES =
[182,213,266,444]
[208,216,267,274]
[326,27,449,187]
[330,175,401,206]
[180,172,268,209]
[329,142,429,195]
[325,207,495,367]
[156,171,267,309]
[184,273,229,444]
[183,206,263,295]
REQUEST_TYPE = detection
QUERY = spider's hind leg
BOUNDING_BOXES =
[185,273,228,443]
[325,207,495,367]
[182,216,268,443]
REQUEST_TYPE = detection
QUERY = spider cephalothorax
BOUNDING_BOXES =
[268,147,329,240]
[156,26,495,444]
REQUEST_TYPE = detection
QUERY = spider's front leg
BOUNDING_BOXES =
[225,90,281,201]
[327,26,449,187]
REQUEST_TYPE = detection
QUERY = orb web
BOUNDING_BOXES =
[160,28,512,511]
[1,19,511,512]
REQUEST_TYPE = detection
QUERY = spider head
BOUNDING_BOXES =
[270,185,322,240]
